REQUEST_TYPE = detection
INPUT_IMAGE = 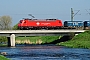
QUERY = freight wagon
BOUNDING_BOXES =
[84,21,90,30]
[64,21,84,29]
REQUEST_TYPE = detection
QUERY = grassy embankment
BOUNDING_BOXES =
[58,30,90,49]
[0,36,60,46]
[0,44,7,47]
[0,55,9,60]
[16,36,60,44]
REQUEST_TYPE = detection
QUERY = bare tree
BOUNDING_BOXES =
[0,15,12,30]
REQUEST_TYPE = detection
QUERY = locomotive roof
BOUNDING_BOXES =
[86,21,90,22]
[23,18,57,20]
[65,21,83,22]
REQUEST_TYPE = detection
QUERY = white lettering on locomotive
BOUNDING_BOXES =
[41,23,50,25]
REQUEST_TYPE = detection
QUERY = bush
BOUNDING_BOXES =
[69,32,75,39]
[0,36,7,43]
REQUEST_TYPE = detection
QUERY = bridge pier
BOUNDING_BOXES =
[7,34,15,47]
[7,37,11,47]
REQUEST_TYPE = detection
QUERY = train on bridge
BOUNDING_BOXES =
[18,18,90,30]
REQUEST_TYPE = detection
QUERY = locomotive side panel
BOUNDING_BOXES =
[18,19,63,30]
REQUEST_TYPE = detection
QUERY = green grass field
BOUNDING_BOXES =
[0,55,9,60]
[58,30,90,49]
[16,36,60,44]
[0,44,7,47]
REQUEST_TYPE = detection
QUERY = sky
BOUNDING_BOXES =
[0,0,90,26]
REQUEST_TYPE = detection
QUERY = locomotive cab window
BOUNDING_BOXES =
[59,21,61,23]
[20,21,22,23]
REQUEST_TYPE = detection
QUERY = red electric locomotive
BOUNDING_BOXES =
[18,18,63,30]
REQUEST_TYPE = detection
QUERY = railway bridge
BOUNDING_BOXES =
[0,30,85,47]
